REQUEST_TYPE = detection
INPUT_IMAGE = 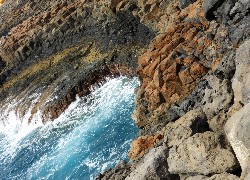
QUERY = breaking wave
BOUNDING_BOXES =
[0,76,139,179]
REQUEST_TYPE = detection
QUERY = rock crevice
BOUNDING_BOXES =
[1,0,250,179]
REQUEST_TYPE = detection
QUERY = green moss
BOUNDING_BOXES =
[0,42,146,121]
[0,43,113,93]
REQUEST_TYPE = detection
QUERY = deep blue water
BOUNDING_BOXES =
[0,77,139,180]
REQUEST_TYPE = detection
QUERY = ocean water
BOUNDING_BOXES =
[0,76,139,180]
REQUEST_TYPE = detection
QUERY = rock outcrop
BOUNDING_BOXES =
[168,131,237,175]
[126,145,179,180]
[128,133,163,160]
[1,0,250,179]
[123,0,250,178]
[181,173,239,180]
[0,0,154,122]
[225,40,250,179]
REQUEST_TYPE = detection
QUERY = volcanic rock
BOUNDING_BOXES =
[168,131,238,175]
[1,0,250,178]
[181,173,239,180]
[128,133,163,160]
[126,145,179,180]
[225,103,250,179]
[232,39,250,106]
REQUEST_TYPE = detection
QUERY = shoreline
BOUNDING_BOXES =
[1,0,250,179]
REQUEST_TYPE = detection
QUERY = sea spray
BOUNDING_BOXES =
[0,76,139,179]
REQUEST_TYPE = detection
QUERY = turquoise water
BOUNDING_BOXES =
[0,77,139,180]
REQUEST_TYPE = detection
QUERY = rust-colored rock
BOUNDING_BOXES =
[133,0,224,129]
[128,133,163,160]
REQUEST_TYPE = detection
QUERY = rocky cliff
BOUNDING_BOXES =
[1,0,250,179]
[0,0,154,122]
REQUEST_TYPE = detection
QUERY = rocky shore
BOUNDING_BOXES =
[1,0,250,179]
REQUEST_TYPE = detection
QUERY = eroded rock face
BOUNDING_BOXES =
[224,40,250,179]
[103,0,250,177]
[202,75,233,119]
[181,173,239,180]
[232,40,250,106]
[203,0,224,20]
[225,103,250,179]
[126,146,179,180]
[1,0,250,178]
[128,133,163,160]
[132,0,226,131]
[163,108,209,147]
[128,0,250,177]
[0,0,154,121]
[168,131,237,175]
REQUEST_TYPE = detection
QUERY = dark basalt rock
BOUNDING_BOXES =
[204,0,225,20]
[0,0,155,121]
[1,0,250,179]
[95,161,132,180]
[0,56,6,73]
[179,0,197,9]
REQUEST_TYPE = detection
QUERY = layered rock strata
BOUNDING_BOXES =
[1,0,250,179]
[0,0,154,122]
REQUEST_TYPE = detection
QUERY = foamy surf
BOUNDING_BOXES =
[0,76,139,179]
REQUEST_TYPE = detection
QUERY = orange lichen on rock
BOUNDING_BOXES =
[138,1,223,105]
[136,20,214,110]
[132,0,225,132]
[128,134,163,160]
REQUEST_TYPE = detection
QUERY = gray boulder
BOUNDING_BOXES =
[126,145,179,180]
[180,173,239,180]
[232,39,250,106]
[179,0,196,9]
[164,108,209,147]
[168,131,238,175]
[203,0,224,20]
[225,103,250,179]
[202,75,233,120]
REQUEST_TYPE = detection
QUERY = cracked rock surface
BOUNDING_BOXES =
[1,0,250,179]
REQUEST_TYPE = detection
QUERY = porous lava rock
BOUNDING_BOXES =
[1,0,250,179]
[0,0,154,121]
[167,131,237,175]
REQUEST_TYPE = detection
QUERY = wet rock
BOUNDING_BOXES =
[168,131,238,175]
[0,0,155,120]
[96,160,132,180]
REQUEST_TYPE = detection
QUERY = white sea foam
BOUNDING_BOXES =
[0,76,139,179]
